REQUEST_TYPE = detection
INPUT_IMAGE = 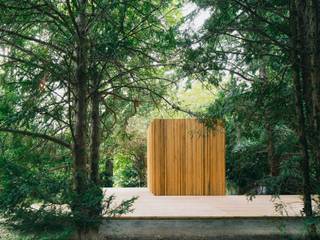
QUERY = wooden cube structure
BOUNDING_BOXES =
[147,119,226,196]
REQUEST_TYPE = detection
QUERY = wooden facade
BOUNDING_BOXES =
[147,119,225,196]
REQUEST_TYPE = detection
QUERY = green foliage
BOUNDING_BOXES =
[198,76,305,195]
[180,0,307,196]
[0,133,137,237]
[0,0,179,235]
[0,136,71,214]
[0,134,74,238]
[0,1,319,238]
[104,195,138,217]
[113,153,141,187]
[228,139,269,194]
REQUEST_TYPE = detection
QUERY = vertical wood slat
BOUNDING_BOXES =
[147,119,225,196]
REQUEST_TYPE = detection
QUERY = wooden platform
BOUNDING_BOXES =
[104,188,306,218]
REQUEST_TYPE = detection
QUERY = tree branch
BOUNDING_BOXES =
[0,128,71,149]
[0,27,68,54]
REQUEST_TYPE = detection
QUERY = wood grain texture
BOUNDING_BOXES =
[147,119,225,196]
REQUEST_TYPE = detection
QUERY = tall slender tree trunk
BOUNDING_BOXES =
[73,0,89,204]
[292,67,313,218]
[291,43,316,238]
[72,1,100,239]
[266,122,279,177]
[290,1,317,238]
[308,0,320,182]
[296,0,320,183]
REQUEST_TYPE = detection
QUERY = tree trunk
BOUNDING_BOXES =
[296,0,320,183]
[292,0,313,218]
[105,157,114,187]
[290,1,317,238]
[266,122,279,177]
[72,1,100,239]
[73,0,89,202]
[308,0,320,182]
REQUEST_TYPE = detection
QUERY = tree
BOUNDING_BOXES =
[183,0,319,235]
[0,1,179,238]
